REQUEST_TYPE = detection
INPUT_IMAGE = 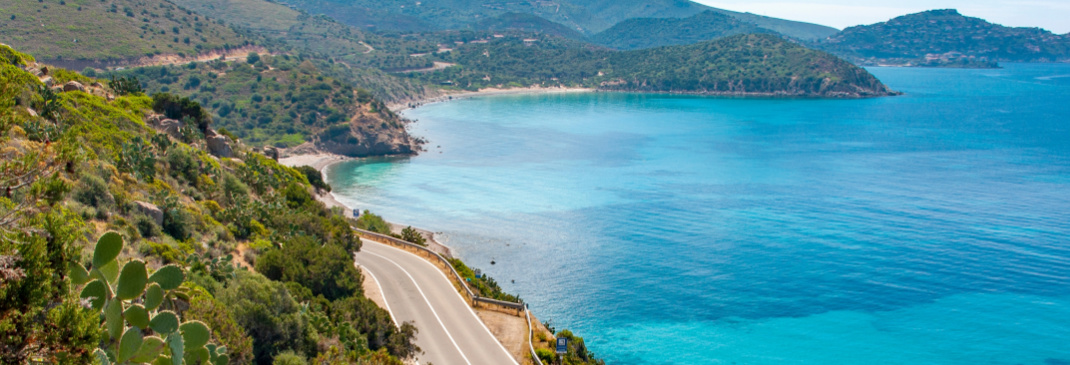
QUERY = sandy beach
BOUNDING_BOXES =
[389,85,593,112]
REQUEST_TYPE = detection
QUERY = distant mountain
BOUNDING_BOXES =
[274,0,837,40]
[592,10,771,50]
[469,12,586,40]
[820,9,1070,65]
[406,33,896,98]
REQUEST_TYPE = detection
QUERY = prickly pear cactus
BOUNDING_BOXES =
[71,232,227,365]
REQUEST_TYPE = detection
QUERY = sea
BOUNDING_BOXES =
[326,63,1070,364]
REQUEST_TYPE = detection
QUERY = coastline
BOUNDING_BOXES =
[277,153,456,257]
[389,85,594,112]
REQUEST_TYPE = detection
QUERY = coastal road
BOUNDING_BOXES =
[355,240,519,365]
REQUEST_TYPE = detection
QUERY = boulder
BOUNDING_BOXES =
[26,108,38,117]
[62,81,86,93]
[147,115,185,139]
[134,201,163,226]
[205,130,233,158]
[264,146,279,160]
[39,76,54,87]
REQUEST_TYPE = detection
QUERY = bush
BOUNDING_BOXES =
[255,237,361,301]
[400,226,426,246]
[133,213,161,238]
[294,165,330,193]
[152,92,211,132]
[72,174,113,208]
[273,351,307,365]
[220,271,315,365]
[355,211,390,234]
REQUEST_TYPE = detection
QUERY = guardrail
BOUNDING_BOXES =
[354,228,526,313]
[526,306,545,365]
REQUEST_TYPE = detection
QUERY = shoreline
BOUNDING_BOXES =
[277,153,455,257]
[389,85,594,113]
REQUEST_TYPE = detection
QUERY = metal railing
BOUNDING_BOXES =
[527,306,545,365]
[354,228,525,311]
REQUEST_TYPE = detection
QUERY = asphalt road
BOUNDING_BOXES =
[355,240,519,365]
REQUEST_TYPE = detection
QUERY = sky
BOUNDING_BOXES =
[692,0,1070,33]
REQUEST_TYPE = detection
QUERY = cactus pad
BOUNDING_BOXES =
[69,262,91,285]
[144,283,164,311]
[150,311,180,334]
[124,304,150,329]
[179,321,211,349]
[149,265,184,290]
[117,260,148,300]
[118,326,144,362]
[130,336,165,363]
[93,231,123,268]
[79,279,108,309]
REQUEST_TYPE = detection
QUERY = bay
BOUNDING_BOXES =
[327,64,1070,364]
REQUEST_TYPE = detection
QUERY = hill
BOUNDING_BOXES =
[407,33,896,97]
[108,54,420,155]
[0,44,418,364]
[592,10,770,50]
[0,0,249,65]
[274,0,837,39]
[469,12,587,40]
[819,9,1070,66]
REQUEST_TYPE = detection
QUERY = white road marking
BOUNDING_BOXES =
[364,249,473,365]
[358,263,399,327]
[369,242,521,365]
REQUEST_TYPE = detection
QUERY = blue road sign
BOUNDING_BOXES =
[556,337,568,354]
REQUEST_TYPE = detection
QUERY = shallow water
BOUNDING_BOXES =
[328,64,1070,364]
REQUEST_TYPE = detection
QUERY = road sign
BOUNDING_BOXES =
[556,337,568,354]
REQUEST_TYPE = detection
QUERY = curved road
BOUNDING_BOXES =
[355,240,519,365]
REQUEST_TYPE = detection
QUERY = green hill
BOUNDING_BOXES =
[0,0,249,64]
[469,12,586,40]
[592,10,770,50]
[108,54,420,154]
[819,9,1070,65]
[407,33,896,97]
[273,0,837,39]
[0,43,418,364]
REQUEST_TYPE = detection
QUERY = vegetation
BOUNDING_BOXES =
[819,9,1070,65]
[448,258,518,303]
[469,12,587,40]
[0,44,417,364]
[0,0,249,63]
[409,33,896,97]
[107,54,415,152]
[592,11,769,50]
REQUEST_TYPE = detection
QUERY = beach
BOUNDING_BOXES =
[389,85,593,112]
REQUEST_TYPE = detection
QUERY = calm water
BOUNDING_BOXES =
[328,64,1070,364]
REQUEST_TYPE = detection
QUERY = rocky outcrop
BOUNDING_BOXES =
[62,81,86,92]
[146,114,185,140]
[316,112,419,157]
[134,201,163,226]
[204,129,233,158]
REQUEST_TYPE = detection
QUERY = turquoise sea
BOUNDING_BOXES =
[327,64,1070,364]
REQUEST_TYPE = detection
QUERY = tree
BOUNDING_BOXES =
[247,52,261,65]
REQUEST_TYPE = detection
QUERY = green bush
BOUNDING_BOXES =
[133,214,161,239]
[73,173,114,209]
[272,351,307,365]
[255,237,361,301]
[294,165,330,193]
[355,211,390,234]
[220,271,315,365]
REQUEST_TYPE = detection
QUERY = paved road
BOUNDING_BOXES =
[355,240,519,365]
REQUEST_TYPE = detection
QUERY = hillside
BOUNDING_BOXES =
[470,12,587,40]
[0,0,249,65]
[108,54,420,155]
[407,33,896,97]
[592,10,771,50]
[0,44,418,364]
[820,9,1070,65]
[275,0,837,39]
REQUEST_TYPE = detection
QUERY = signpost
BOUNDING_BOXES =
[556,337,568,364]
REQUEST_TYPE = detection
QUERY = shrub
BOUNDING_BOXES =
[73,174,113,208]
[133,213,161,238]
[355,211,390,235]
[220,271,314,364]
[255,237,361,301]
[294,165,330,193]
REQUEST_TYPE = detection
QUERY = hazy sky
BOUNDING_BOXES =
[692,0,1070,33]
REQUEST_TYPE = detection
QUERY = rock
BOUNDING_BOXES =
[26,108,38,117]
[147,114,185,140]
[264,146,279,161]
[134,201,163,226]
[40,76,53,87]
[62,81,86,93]
[205,130,233,158]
